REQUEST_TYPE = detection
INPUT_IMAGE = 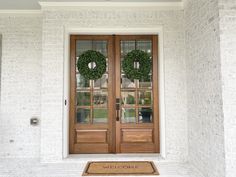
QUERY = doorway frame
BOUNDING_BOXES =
[63,27,166,159]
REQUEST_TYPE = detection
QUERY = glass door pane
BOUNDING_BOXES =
[120,40,153,124]
[76,40,109,124]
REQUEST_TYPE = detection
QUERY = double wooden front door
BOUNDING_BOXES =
[69,35,159,154]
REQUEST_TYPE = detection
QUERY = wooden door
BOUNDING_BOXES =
[69,35,115,153]
[70,35,159,154]
[115,35,159,153]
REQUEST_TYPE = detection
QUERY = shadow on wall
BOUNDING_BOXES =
[0,34,2,102]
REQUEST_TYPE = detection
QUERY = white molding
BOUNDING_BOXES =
[0,10,42,14]
[182,0,187,7]
[63,27,166,159]
[66,27,163,35]
[0,2,184,13]
[39,2,183,10]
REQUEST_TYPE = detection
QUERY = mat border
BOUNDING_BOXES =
[82,161,159,176]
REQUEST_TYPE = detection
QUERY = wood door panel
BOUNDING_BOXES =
[70,35,114,154]
[120,143,155,153]
[122,129,153,143]
[76,130,107,143]
[74,143,109,153]
[115,35,159,153]
[70,35,159,154]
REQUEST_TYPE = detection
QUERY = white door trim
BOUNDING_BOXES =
[63,27,166,159]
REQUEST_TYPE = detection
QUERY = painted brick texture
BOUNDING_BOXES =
[185,0,226,177]
[41,7,188,162]
[0,3,235,177]
[219,1,236,177]
[0,9,188,162]
[0,14,42,158]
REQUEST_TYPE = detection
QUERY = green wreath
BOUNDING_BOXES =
[77,50,106,80]
[122,50,151,80]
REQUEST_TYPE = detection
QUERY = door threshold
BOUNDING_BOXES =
[64,153,164,162]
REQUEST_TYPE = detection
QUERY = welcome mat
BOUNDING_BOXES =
[82,161,159,176]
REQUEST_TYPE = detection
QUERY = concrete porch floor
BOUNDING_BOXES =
[0,154,204,177]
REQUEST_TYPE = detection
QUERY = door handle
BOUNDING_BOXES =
[116,98,120,121]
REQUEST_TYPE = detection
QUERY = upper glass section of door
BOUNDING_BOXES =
[76,40,109,124]
[120,40,153,124]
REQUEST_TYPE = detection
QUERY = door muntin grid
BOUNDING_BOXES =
[120,40,153,124]
[76,40,109,124]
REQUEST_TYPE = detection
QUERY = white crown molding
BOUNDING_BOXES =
[0,10,42,14]
[0,2,184,13]
[39,2,183,10]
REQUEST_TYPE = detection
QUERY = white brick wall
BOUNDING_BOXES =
[0,7,188,163]
[219,1,236,177]
[185,0,226,177]
[0,3,235,177]
[0,14,42,158]
[40,7,188,162]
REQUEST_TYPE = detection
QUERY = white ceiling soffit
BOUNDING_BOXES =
[0,0,183,10]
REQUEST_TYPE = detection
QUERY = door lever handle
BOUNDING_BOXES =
[116,98,120,121]
[116,109,120,121]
